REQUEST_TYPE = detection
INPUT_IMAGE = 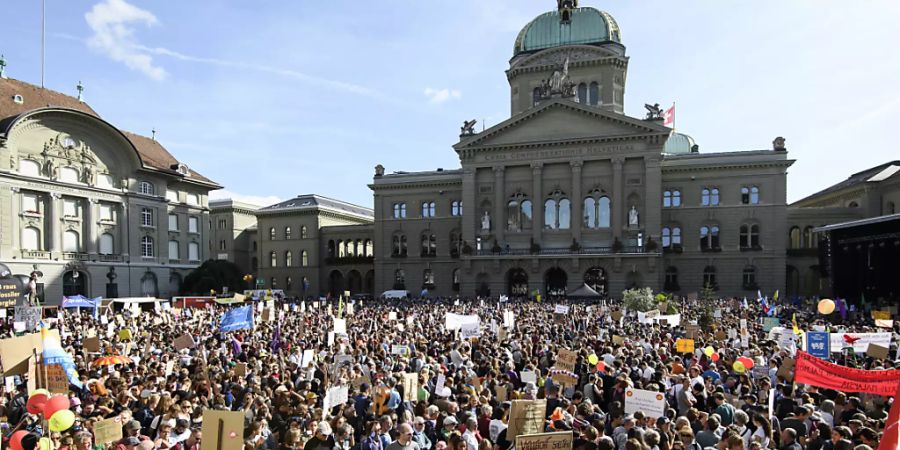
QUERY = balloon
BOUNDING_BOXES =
[38,438,51,450]
[818,299,835,315]
[43,395,71,419]
[704,346,714,357]
[588,354,599,365]
[29,388,51,397]
[711,352,720,362]
[733,361,746,373]
[739,357,755,370]
[48,409,76,432]
[10,430,29,450]
[596,361,606,372]
[26,392,49,414]
[20,434,39,450]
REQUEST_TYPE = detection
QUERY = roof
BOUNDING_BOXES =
[209,198,262,211]
[258,194,373,219]
[814,213,900,233]
[514,7,621,57]
[662,131,697,154]
[794,161,900,205]
[0,77,218,187]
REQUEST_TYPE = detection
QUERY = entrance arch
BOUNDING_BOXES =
[544,267,567,296]
[140,271,158,297]
[475,273,491,298]
[63,271,88,296]
[507,268,528,296]
[786,265,800,296]
[584,267,608,296]
[364,270,375,294]
[347,270,362,295]
[328,270,344,298]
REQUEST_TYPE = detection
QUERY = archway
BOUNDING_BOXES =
[328,270,344,298]
[786,265,800,296]
[364,270,375,295]
[140,272,158,297]
[347,270,362,295]
[476,273,491,298]
[63,271,88,297]
[584,267,608,296]
[168,272,182,296]
[544,267,567,296]
[507,268,529,296]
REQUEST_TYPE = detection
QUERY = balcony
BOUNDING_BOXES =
[62,252,90,261]
[99,254,124,262]
[324,255,374,265]
[472,246,652,257]
[21,250,51,260]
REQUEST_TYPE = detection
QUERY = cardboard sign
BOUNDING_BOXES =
[515,432,573,450]
[612,335,625,345]
[520,370,537,384]
[333,318,346,334]
[675,339,694,354]
[684,325,700,340]
[93,417,124,444]
[435,374,446,394]
[118,329,133,341]
[776,357,795,381]
[45,364,69,393]
[201,410,245,450]
[495,384,508,402]
[551,372,578,387]
[13,306,41,331]
[555,349,577,372]
[165,360,175,376]
[867,344,890,360]
[872,310,891,320]
[234,362,247,377]
[624,388,667,418]
[174,334,195,351]
[83,336,101,353]
[611,311,623,322]
[508,399,547,438]
[402,373,418,402]
[460,323,481,340]
[324,386,349,410]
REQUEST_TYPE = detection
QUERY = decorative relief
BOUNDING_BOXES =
[36,133,107,183]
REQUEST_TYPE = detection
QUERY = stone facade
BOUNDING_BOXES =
[208,199,260,275]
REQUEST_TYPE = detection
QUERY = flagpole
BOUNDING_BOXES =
[672,101,676,132]
[41,0,45,88]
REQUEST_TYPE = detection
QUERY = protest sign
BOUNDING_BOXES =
[805,332,830,359]
[624,388,667,418]
[234,362,247,376]
[388,311,397,321]
[520,370,537,384]
[93,417,123,444]
[0,331,54,376]
[675,339,694,354]
[301,349,315,368]
[867,344,889,360]
[201,410,245,450]
[554,304,570,315]
[516,432,573,450]
[402,373,418,402]
[875,319,894,328]
[508,399,547,438]
[324,385,349,410]
[555,349,577,372]
[503,310,515,329]
[333,318,346,334]
[612,335,625,345]
[118,329,133,341]
[14,306,41,331]
[872,310,891,320]
[165,360,175,376]
[83,336,101,353]
[794,350,900,396]
[174,334,195,351]
[611,311,623,322]
[445,313,479,331]
[495,384,508,402]
[435,374,446,394]
[551,372,578,387]
[829,332,891,353]
[762,317,780,332]
[391,345,409,356]
[460,322,481,339]
[45,364,69,393]
[684,325,700,340]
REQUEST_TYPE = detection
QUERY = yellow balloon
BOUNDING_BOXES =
[704,346,715,357]
[48,409,75,432]
[39,437,51,450]
[733,361,746,373]
[29,388,51,398]
[818,299,835,315]
[588,354,599,365]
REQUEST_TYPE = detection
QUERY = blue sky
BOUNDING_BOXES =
[2,0,899,207]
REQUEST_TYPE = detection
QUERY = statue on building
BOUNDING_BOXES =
[773,136,786,151]
[460,119,477,135]
[628,205,639,226]
[82,164,96,185]
[644,103,663,120]
[374,164,385,177]
[481,211,491,231]
[549,57,569,92]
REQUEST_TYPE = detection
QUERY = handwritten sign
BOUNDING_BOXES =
[402,373,418,402]
[13,306,41,331]
[516,432,573,450]
[174,334,195,351]
[93,417,123,444]
[625,388,666,418]
[554,304,570,315]
[45,364,69,393]
[508,400,547,438]
[675,339,694,354]
[555,349,577,373]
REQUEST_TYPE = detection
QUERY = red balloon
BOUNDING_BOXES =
[596,361,606,372]
[26,393,49,414]
[43,395,71,420]
[711,352,720,362]
[741,357,755,370]
[10,430,28,450]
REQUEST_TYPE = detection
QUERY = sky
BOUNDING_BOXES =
[2,0,899,208]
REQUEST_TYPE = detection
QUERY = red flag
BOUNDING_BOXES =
[663,105,675,127]
[878,379,900,450]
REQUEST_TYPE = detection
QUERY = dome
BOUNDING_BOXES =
[663,131,697,154]
[514,7,622,57]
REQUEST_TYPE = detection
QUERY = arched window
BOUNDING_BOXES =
[270,251,277,267]
[365,239,373,257]
[789,227,801,249]
[140,236,154,257]
[533,87,541,106]
[285,227,292,239]
[22,226,41,250]
[63,230,80,252]
[803,226,816,248]
[672,190,681,207]
[589,82,599,106]
[421,233,436,256]
[285,251,293,267]
[99,233,114,255]
[394,269,406,290]
[711,188,720,205]
[327,240,336,257]
[740,224,761,249]
[300,225,308,239]
[338,240,346,257]
[662,227,671,248]
[421,202,436,218]
[452,269,460,292]
[168,240,180,260]
[664,266,679,291]
[392,234,407,256]
[577,83,587,103]
[393,203,407,219]
[544,189,569,230]
[346,240,354,257]
[743,266,757,289]
[663,191,672,208]
[506,193,532,231]
[701,188,710,206]
[672,227,682,246]
[583,190,610,229]
[138,181,155,195]
[423,269,435,288]
[451,200,463,216]
[700,225,720,250]
[269,227,276,240]
[301,250,309,267]
[751,186,760,204]
[584,197,596,228]
[703,266,717,288]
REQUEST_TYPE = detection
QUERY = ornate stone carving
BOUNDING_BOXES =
[37,133,104,182]
[773,136,786,151]
[461,119,477,135]
[538,57,576,99]
[644,103,663,120]
[374,164,385,177]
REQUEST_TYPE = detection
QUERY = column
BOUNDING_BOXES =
[9,187,20,251]
[570,160,583,242]
[644,157,662,243]
[612,157,625,239]
[119,203,129,257]
[531,162,543,245]
[85,199,98,254]
[461,168,477,248]
[493,166,505,245]
[48,193,61,252]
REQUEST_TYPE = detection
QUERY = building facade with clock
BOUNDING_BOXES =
[0,75,221,303]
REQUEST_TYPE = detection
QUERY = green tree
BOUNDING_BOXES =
[181,260,245,295]
[623,287,656,312]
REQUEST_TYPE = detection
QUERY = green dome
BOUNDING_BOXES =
[514,7,621,57]
[663,131,697,154]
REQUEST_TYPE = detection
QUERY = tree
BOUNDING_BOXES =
[623,287,656,312]
[181,260,245,295]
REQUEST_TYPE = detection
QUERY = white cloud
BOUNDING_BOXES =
[209,190,282,208]
[424,87,461,104]
[85,0,166,80]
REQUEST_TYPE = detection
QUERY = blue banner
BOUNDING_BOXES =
[806,332,830,359]
[220,305,254,332]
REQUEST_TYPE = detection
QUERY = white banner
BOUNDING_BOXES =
[554,304,570,314]
[624,388,667,419]
[460,322,481,339]
[445,313,480,331]
[829,332,892,353]
[503,310,515,329]
[333,318,346,334]
[324,386,348,410]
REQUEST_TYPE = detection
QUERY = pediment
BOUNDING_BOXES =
[457,100,668,150]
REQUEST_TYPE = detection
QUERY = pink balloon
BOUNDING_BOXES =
[43,395,71,420]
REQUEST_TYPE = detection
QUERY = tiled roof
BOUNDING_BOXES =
[795,160,900,204]
[0,77,218,186]
[259,194,373,219]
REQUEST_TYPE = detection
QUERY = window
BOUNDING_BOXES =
[269,227,276,240]
[18,159,40,177]
[188,217,198,233]
[789,227,801,249]
[663,190,681,208]
[59,167,79,183]
[394,269,406,289]
[285,227,292,240]
[301,250,309,267]
[664,267,679,291]
[168,241,180,260]
[100,203,113,221]
[217,219,227,229]
[743,266,757,289]
[740,224,760,249]
[22,227,41,250]
[421,202,436,218]
[506,193,533,231]
[270,277,277,288]
[141,236,154,257]
[711,188,720,205]
[168,214,179,231]
[588,82,600,106]
[533,87,541,106]
[166,190,178,202]
[421,234,437,256]
[452,269,460,292]
[301,276,309,291]
[392,234,408,256]
[544,189,570,230]
[662,227,671,247]
[577,83,587,103]
[270,251,277,267]
[285,251,293,267]
[451,201,463,216]
[99,233,114,254]
[23,193,40,214]
[61,230,79,252]
[701,188,720,206]
[138,181,155,195]
[584,191,611,229]
[300,225,308,239]
[700,225,720,250]
[63,199,79,217]
[741,186,760,205]
[803,226,816,248]
[286,277,293,291]
[423,269,435,288]
[141,208,154,227]
[703,266,717,288]
[219,240,226,250]
[392,203,407,219]
[188,243,200,260]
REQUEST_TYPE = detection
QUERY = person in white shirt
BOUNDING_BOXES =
[461,418,479,450]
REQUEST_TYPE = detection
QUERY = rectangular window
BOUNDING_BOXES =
[219,240,227,250]
[168,241,180,260]
[23,193,40,214]
[63,199,79,217]
[188,242,200,261]
[188,216,199,233]
[218,219,227,229]
[168,213,179,231]
[166,190,179,202]
[141,208,154,227]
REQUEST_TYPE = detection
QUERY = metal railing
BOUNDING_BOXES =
[473,246,649,256]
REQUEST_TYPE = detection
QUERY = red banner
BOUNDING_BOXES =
[794,351,900,397]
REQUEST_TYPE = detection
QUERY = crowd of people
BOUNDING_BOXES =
[0,294,898,450]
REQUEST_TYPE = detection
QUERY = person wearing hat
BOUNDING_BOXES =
[439,416,458,443]
[116,421,151,450]
[304,421,335,450]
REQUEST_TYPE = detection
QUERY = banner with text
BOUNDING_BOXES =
[794,350,900,397]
